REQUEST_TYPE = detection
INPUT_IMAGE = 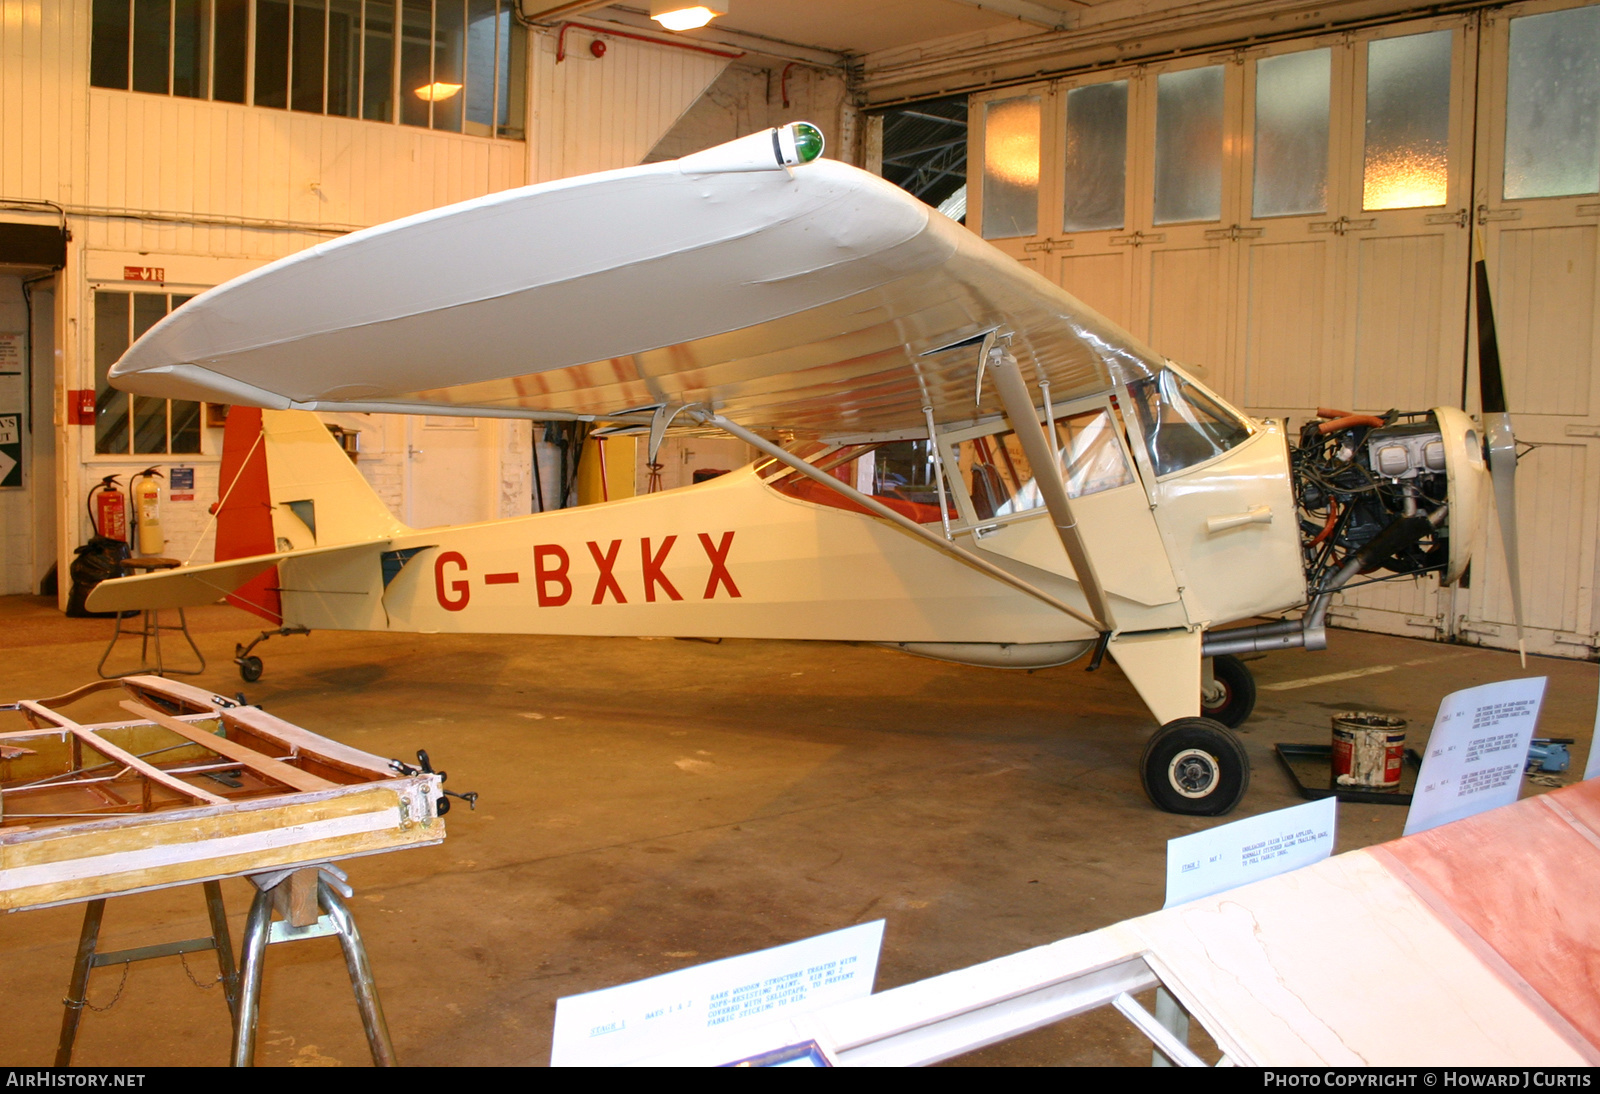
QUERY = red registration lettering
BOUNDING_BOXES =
[434,551,470,611]
[698,531,740,600]
[641,536,682,602]
[534,544,572,607]
[587,540,627,604]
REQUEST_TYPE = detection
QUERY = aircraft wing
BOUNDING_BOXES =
[108,127,1166,441]
[84,540,388,613]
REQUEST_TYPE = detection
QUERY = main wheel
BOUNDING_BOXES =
[1200,654,1256,729]
[238,655,263,683]
[1141,717,1250,816]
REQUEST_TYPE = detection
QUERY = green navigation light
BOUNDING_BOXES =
[792,122,825,163]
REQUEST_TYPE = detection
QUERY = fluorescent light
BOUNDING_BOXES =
[415,82,463,102]
[650,1,727,32]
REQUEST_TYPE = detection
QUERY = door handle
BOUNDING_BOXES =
[1206,505,1272,534]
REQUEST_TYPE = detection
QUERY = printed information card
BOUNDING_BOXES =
[550,920,883,1066]
[1404,677,1547,836]
[1164,796,1336,908]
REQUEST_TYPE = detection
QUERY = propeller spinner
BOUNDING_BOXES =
[1474,239,1527,666]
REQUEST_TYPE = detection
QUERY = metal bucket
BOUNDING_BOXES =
[1331,712,1407,789]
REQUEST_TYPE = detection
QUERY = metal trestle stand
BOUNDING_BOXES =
[53,864,395,1067]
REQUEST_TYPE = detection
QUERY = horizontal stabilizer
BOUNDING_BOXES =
[85,541,388,613]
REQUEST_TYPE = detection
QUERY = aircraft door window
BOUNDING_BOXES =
[1125,372,1251,477]
[956,410,1136,521]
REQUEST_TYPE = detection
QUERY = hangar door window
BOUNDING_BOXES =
[93,291,202,457]
[90,0,526,138]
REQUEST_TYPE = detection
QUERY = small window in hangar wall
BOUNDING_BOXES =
[981,95,1041,239]
[91,0,526,139]
[1504,3,1600,199]
[93,291,203,458]
[1153,65,1225,225]
[1253,48,1330,218]
[1363,29,1454,210]
[1062,80,1127,232]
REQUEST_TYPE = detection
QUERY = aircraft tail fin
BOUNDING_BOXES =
[215,408,406,622]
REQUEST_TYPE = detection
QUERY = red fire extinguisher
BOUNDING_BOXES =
[87,474,127,542]
[131,466,165,556]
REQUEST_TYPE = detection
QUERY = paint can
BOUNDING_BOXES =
[1331,712,1407,788]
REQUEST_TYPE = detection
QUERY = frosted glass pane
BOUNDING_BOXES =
[1063,81,1127,232]
[1254,49,1330,218]
[1155,66,1224,225]
[982,96,1040,239]
[1505,6,1600,200]
[1364,30,1452,210]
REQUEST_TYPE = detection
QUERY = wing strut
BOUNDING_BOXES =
[692,409,1108,631]
[986,346,1117,632]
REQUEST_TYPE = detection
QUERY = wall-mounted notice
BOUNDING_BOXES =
[0,331,21,372]
[1164,796,1336,909]
[1404,677,1546,836]
[0,414,20,488]
[550,920,884,1067]
[169,466,195,502]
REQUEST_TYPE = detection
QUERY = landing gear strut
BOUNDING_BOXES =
[234,626,311,683]
[1141,717,1250,816]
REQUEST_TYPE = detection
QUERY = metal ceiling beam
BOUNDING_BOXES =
[517,0,616,21]
[940,0,1080,31]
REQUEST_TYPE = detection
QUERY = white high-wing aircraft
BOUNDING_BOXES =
[89,123,1525,817]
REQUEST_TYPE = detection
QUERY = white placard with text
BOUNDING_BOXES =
[551,920,883,1066]
[1164,796,1337,908]
[1404,677,1546,836]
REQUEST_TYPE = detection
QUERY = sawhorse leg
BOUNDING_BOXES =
[232,868,395,1067]
[56,880,239,1067]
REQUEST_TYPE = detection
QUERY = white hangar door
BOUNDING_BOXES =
[1455,0,1600,659]
[970,5,1600,659]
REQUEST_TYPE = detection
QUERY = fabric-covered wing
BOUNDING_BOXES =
[109,135,1165,441]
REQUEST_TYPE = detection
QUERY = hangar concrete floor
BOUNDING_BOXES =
[0,594,1595,1067]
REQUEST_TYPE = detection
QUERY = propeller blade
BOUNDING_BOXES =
[1475,251,1526,666]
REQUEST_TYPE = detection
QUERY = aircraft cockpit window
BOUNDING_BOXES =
[767,440,953,525]
[958,409,1135,521]
[1125,371,1251,477]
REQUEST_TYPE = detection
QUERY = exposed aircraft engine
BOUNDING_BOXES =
[1292,410,1455,599]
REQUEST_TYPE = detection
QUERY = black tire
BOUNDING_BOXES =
[1140,717,1251,816]
[1200,654,1257,729]
[238,655,263,683]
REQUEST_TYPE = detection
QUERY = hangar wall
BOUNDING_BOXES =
[950,0,1600,660]
[0,1,846,602]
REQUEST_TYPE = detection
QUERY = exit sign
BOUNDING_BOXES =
[123,266,165,282]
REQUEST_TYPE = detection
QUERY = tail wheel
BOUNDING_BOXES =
[238,655,263,683]
[1141,717,1250,816]
[1200,654,1256,729]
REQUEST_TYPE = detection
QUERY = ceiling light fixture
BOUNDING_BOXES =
[415,82,463,101]
[649,1,727,32]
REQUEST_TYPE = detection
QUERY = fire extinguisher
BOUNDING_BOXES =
[87,474,127,542]
[131,466,165,556]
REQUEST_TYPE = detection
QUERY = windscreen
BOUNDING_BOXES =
[1124,371,1251,477]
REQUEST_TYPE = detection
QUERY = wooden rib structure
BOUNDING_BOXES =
[0,676,444,912]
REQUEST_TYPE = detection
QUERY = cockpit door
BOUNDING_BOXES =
[1121,368,1304,624]
[952,401,1184,616]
